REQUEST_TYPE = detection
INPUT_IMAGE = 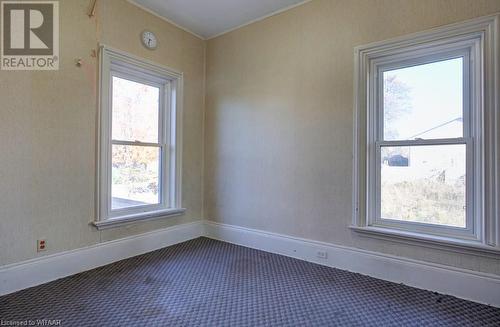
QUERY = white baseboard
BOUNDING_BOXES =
[204,221,500,307]
[0,221,204,296]
[2,219,499,308]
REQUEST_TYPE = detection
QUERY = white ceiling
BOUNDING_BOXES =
[129,0,309,39]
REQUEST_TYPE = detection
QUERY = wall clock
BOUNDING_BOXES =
[141,30,157,50]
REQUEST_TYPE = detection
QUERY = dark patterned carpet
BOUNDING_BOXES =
[1,237,499,326]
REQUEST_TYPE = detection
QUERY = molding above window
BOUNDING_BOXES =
[352,14,500,253]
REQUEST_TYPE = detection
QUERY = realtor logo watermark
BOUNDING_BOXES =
[1,1,59,70]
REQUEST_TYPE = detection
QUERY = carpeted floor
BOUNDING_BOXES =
[1,237,499,326]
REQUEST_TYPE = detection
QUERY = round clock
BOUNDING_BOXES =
[141,30,157,50]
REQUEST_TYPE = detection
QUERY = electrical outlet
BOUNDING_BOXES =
[316,250,328,259]
[37,239,47,252]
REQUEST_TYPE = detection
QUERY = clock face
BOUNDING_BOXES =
[141,30,157,49]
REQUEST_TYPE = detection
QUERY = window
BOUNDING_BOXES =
[94,46,184,229]
[353,15,499,252]
[377,55,473,238]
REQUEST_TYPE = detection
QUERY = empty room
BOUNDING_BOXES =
[1,0,500,325]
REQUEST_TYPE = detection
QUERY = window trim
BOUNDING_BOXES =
[352,14,500,253]
[93,45,185,230]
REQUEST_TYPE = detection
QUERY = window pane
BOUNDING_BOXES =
[381,144,466,227]
[383,58,463,140]
[112,76,159,143]
[112,144,160,210]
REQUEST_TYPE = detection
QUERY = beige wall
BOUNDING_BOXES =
[205,0,500,275]
[1,0,499,275]
[0,0,205,265]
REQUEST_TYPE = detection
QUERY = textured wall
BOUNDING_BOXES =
[2,0,500,275]
[205,0,500,274]
[0,0,205,265]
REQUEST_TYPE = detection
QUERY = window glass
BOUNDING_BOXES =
[383,58,463,140]
[111,144,160,210]
[112,76,160,143]
[380,144,466,227]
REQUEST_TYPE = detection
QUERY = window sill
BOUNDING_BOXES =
[350,225,500,259]
[92,208,186,230]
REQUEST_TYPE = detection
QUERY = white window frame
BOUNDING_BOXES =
[352,14,500,255]
[94,45,185,230]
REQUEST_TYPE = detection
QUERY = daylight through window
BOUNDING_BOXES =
[353,16,499,248]
[95,47,184,228]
